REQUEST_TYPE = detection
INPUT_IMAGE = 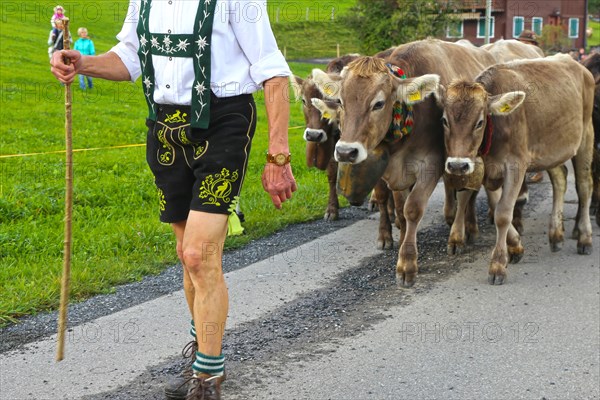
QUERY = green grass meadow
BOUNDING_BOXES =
[0,1,358,324]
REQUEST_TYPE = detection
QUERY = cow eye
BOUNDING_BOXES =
[372,101,385,111]
[475,119,484,129]
[301,98,307,105]
[441,116,449,128]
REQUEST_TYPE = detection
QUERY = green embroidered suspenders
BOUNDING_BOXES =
[137,0,217,128]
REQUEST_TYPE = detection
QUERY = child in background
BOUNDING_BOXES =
[50,6,65,37]
[73,27,96,89]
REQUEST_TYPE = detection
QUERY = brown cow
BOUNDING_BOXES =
[481,38,545,62]
[292,54,400,249]
[481,39,545,234]
[437,54,595,285]
[311,39,497,287]
[581,52,600,227]
[291,55,359,222]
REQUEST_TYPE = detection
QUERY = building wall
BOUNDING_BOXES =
[451,0,586,49]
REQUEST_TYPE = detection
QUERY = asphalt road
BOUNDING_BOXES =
[1,175,599,400]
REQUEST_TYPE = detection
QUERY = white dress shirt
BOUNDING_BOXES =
[110,0,291,104]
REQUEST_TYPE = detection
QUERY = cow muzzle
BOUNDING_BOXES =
[337,143,390,205]
[445,157,475,175]
[444,156,485,191]
[304,128,327,143]
[335,141,367,164]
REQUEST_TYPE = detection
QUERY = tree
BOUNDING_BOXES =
[590,0,600,18]
[539,25,572,54]
[343,0,458,54]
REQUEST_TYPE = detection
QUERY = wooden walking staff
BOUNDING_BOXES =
[56,16,72,362]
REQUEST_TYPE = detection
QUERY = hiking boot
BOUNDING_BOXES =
[164,341,227,400]
[164,341,196,400]
[185,374,223,400]
[165,371,226,400]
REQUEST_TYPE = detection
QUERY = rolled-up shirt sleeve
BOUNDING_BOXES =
[109,0,142,83]
[229,0,290,86]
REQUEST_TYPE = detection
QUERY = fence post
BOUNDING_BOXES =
[331,7,335,21]
[337,43,340,58]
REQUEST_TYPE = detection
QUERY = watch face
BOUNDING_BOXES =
[275,154,287,165]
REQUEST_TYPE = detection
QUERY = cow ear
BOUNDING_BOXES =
[489,91,526,116]
[290,76,303,102]
[311,98,339,121]
[312,69,342,100]
[436,84,447,108]
[396,74,440,105]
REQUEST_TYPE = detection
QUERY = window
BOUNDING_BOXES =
[532,17,543,35]
[513,16,524,38]
[568,18,579,38]
[446,20,464,38]
[477,16,495,38]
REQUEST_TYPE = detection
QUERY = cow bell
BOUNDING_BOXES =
[444,157,485,191]
[337,143,390,206]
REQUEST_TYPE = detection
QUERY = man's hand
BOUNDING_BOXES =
[261,163,297,209]
[50,50,82,84]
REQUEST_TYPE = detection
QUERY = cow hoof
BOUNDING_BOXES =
[396,272,415,288]
[323,211,339,221]
[488,262,507,285]
[577,243,593,255]
[549,241,563,252]
[509,252,523,264]
[487,273,506,285]
[447,243,464,256]
[377,239,393,250]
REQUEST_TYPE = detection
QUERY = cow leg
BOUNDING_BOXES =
[485,187,501,225]
[393,189,408,245]
[323,159,339,221]
[465,189,480,244]
[488,168,524,285]
[546,165,567,252]
[374,180,393,250]
[447,190,472,255]
[571,126,594,255]
[512,181,529,235]
[396,181,437,288]
[442,176,457,226]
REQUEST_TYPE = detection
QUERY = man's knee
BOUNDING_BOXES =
[182,242,222,277]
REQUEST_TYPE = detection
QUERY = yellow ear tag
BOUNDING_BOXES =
[408,91,422,102]
[324,87,334,97]
[500,104,511,113]
[322,111,331,119]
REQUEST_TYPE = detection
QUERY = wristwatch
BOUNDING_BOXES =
[266,152,291,166]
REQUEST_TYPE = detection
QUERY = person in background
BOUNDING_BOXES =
[50,5,65,38]
[50,1,297,399]
[73,27,95,89]
[47,18,71,60]
[517,29,545,184]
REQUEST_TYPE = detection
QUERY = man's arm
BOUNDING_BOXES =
[261,76,298,209]
[50,51,131,84]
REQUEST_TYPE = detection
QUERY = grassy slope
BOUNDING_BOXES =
[0,1,356,323]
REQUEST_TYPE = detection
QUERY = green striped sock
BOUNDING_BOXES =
[190,319,196,338]
[192,351,224,377]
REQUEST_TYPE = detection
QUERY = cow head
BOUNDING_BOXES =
[440,79,526,175]
[311,56,439,164]
[291,75,339,170]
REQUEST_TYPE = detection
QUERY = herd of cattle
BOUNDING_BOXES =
[291,38,600,287]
